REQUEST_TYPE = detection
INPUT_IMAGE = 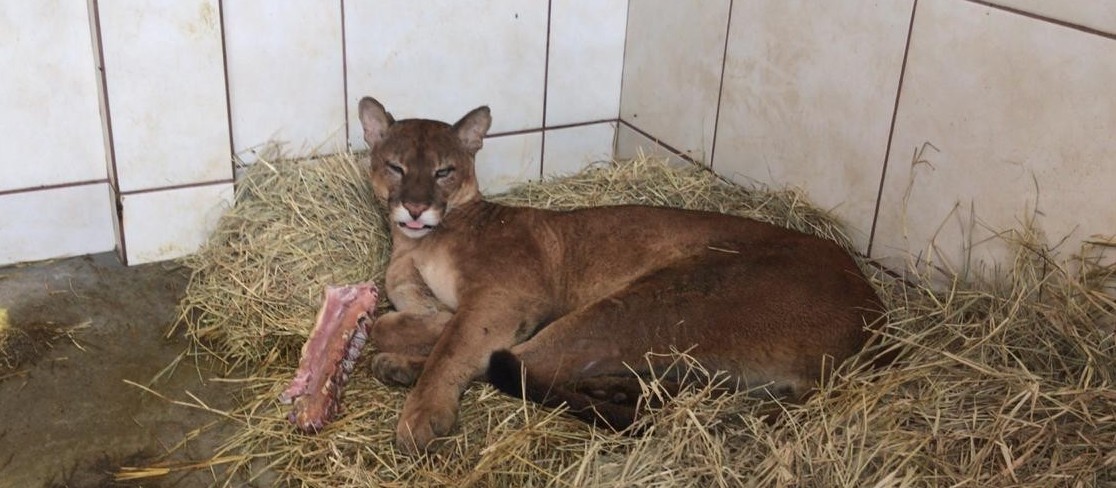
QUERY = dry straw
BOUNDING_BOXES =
[153,152,1114,487]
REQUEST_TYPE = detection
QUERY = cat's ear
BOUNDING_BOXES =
[453,106,491,154]
[358,97,395,150]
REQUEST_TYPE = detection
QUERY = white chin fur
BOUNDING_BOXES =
[392,206,440,239]
[398,226,434,239]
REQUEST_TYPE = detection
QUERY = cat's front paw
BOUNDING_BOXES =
[395,393,458,455]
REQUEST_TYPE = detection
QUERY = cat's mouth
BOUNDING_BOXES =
[396,219,438,238]
[400,220,433,231]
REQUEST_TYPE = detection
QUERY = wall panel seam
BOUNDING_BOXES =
[614,0,634,158]
[0,179,111,197]
[708,0,734,171]
[539,0,553,179]
[341,0,351,151]
[488,119,618,139]
[88,0,127,264]
[217,0,236,186]
[119,179,236,197]
[867,0,920,257]
[617,119,699,166]
[965,0,1116,40]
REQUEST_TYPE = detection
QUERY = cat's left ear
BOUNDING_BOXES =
[453,106,491,154]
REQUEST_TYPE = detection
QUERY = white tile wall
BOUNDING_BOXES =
[223,0,346,165]
[120,184,234,265]
[0,1,107,192]
[873,0,1116,277]
[476,133,543,195]
[712,0,914,252]
[619,0,731,163]
[344,0,548,149]
[543,123,617,176]
[5,0,1112,275]
[546,0,628,126]
[0,185,116,265]
[98,0,232,192]
[987,0,1116,35]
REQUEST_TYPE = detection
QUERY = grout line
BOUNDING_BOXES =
[539,0,553,179]
[217,0,236,186]
[0,179,111,198]
[614,0,633,157]
[867,0,919,258]
[341,0,351,150]
[708,0,734,171]
[965,0,1116,41]
[119,179,236,197]
[88,0,127,264]
[486,119,617,139]
[487,127,548,139]
[545,119,618,132]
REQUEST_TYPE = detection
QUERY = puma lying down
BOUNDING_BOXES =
[290,95,884,454]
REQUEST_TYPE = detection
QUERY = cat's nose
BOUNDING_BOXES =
[403,202,429,220]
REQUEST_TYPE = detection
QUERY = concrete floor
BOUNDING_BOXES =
[0,253,236,487]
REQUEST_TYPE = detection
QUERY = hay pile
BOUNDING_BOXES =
[162,153,1115,487]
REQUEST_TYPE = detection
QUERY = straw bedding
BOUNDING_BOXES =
[162,153,1115,487]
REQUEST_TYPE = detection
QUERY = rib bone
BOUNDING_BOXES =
[280,282,378,433]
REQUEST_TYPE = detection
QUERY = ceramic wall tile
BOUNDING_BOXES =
[120,183,234,264]
[0,185,116,265]
[619,0,730,163]
[546,0,627,126]
[98,0,232,192]
[0,1,107,192]
[713,0,915,252]
[345,0,547,149]
[986,0,1116,35]
[223,0,346,164]
[873,0,1116,278]
[542,123,617,177]
[475,133,543,195]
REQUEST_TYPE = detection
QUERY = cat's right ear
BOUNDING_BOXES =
[358,97,395,150]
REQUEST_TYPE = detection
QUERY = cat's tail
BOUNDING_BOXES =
[486,350,641,433]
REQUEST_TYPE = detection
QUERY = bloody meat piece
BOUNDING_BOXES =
[280,282,378,432]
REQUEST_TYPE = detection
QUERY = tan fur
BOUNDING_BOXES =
[357,97,884,454]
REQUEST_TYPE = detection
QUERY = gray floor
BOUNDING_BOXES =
[0,253,235,487]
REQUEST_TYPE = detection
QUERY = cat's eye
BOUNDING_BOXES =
[434,167,455,179]
[385,162,404,175]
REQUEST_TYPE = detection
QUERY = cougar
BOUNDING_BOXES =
[357,96,883,453]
